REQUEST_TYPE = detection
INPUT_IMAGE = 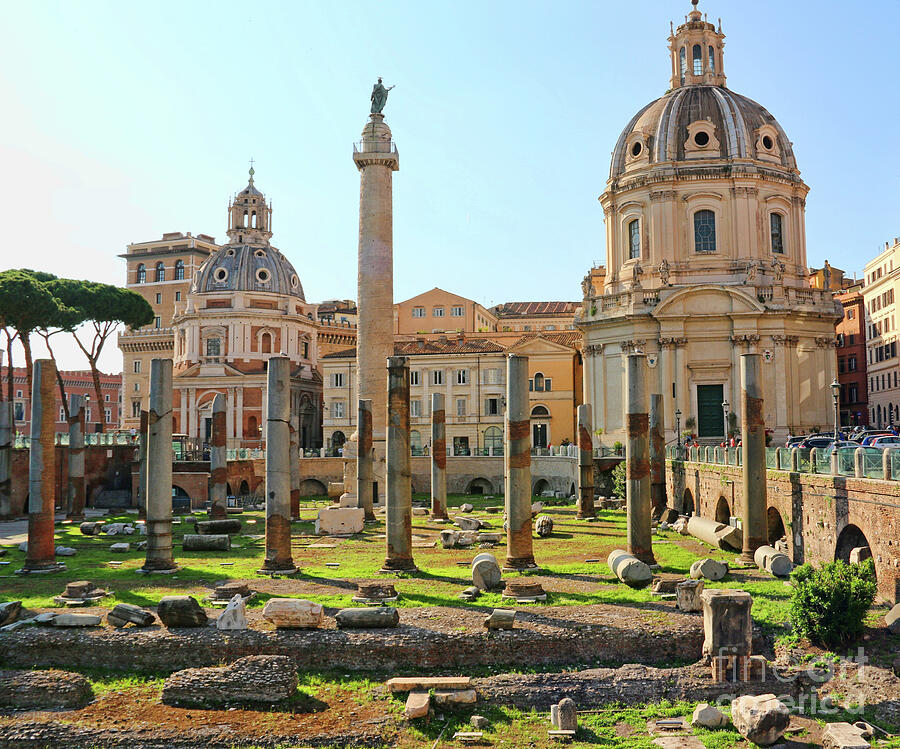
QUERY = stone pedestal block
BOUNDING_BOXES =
[700,589,752,657]
[315,507,364,535]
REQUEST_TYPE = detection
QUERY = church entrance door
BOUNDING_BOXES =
[697,384,724,438]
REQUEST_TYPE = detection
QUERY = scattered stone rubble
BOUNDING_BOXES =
[161,655,297,708]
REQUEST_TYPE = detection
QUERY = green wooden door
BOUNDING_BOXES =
[697,384,725,438]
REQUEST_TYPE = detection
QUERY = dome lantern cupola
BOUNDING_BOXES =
[227,163,273,245]
[668,0,726,89]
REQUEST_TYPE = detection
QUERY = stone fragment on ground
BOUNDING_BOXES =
[459,586,480,602]
[404,690,430,718]
[79,521,102,535]
[109,542,130,553]
[216,594,248,631]
[557,697,577,731]
[161,655,297,708]
[441,529,479,548]
[157,595,208,628]
[608,549,653,587]
[106,603,155,628]
[483,608,515,630]
[471,715,489,729]
[454,516,483,531]
[822,722,870,749]
[182,533,230,551]
[262,598,323,629]
[690,558,728,581]
[886,603,900,634]
[675,579,704,612]
[535,515,554,537]
[51,613,101,627]
[335,607,399,629]
[0,669,94,709]
[386,676,472,692]
[472,553,502,591]
[55,546,77,556]
[692,702,728,728]
[194,519,242,535]
[316,506,364,535]
[731,694,790,746]
[459,503,474,513]
[434,689,477,705]
[0,601,21,627]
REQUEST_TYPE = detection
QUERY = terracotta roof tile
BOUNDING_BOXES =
[493,301,579,316]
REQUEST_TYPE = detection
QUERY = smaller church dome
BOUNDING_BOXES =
[193,244,305,300]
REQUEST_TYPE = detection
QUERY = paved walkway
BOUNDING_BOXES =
[0,509,108,545]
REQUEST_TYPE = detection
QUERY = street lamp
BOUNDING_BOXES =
[675,409,682,449]
[830,379,840,442]
[722,399,730,441]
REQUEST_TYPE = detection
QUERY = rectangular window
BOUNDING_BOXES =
[105,408,112,423]
[455,369,468,385]
[628,218,640,260]
[451,306,464,317]
[104,394,110,402]
[693,209,717,253]
[302,341,309,358]
[15,390,21,398]
[433,307,444,317]
[333,401,345,419]
[838,358,845,374]
[484,368,502,385]
[332,372,345,388]
[206,338,221,356]
[849,334,855,345]
[847,308,854,320]
[412,307,425,318]
[134,382,140,392]
[456,398,466,416]
[849,385,858,403]
[544,378,552,392]
[849,356,856,371]
[154,316,161,329]
[770,213,784,253]
[131,401,141,418]
[59,407,65,422]
[409,370,420,386]
[155,293,162,304]
[175,291,181,301]
[133,360,141,374]
[411,399,422,417]
[486,397,500,415]
[432,370,443,386]
[86,408,92,422]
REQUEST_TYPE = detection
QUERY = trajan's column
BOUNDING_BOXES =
[345,78,399,504]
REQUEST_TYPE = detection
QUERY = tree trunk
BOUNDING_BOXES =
[40,333,69,422]
[3,331,14,403]
[21,336,33,404]
[89,358,104,433]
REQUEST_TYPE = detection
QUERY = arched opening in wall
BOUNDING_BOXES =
[251,211,257,228]
[715,496,730,524]
[331,431,346,449]
[533,478,550,497]
[226,482,233,496]
[569,482,576,498]
[246,415,258,440]
[466,478,492,495]
[410,429,422,455]
[483,426,503,453]
[682,487,695,515]
[834,524,873,576]
[172,485,191,512]
[261,332,272,354]
[239,480,250,497]
[767,507,787,545]
[298,478,327,497]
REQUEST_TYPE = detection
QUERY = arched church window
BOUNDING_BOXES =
[155,262,165,282]
[261,332,272,354]
[694,210,716,253]
[692,45,702,75]
[679,47,686,85]
[243,212,249,227]
[770,213,784,254]
[206,338,221,356]
[708,46,715,73]
[136,264,146,284]
[628,219,641,260]
[174,259,185,280]
[251,211,257,228]
[533,373,545,392]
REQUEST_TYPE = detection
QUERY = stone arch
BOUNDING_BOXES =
[239,480,250,496]
[466,477,493,495]
[834,524,872,570]
[533,478,550,496]
[298,478,327,497]
[767,506,786,545]
[682,487,695,515]
[172,485,191,511]
[569,482,576,497]
[715,496,730,524]
[226,482,233,496]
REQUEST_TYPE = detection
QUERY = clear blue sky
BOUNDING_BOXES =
[2,0,899,373]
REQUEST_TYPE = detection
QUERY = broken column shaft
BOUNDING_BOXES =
[505,354,537,570]
[137,409,148,518]
[382,356,416,571]
[740,352,767,562]
[576,403,594,519]
[357,398,375,521]
[20,359,63,573]
[430,392,448,520]
[140,359,178,573]
[0,401,14,519]
[626,353,656,565]
[649,393,667,518]
[259,356,297,574]
[65,394,86,521]
[209,393,227,520]
[289,400,300,519]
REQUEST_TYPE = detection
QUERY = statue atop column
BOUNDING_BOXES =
[370,77,395,114]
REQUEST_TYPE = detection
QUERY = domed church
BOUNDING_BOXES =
[578,0,841,443]
[171,169,322,448]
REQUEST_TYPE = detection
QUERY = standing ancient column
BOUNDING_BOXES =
[740,353,767,562]
[19,359,63,573]
[289,401,300,520]
[356,398,375,521]
[625,354,656,565]
[65,394,86,521]
[0,401,13,520]
[576,403,594,519]
[140,359,178,574]
[352,111,399,503]
[505,354,537,570]
[209,393,227,520]
[382,356,416,572]
[430,392,448,520]
[136,409,148,518]
[259,356,297,574]
[649,393,667,518]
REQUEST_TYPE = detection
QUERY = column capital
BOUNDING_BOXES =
[584,344,604,357]
[622,339,647,354]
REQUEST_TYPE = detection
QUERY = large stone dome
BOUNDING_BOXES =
[609,85,797,180]
[192,244,306,300]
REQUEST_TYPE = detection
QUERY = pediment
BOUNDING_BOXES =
[508,336,574,355]
[653,285,764,317]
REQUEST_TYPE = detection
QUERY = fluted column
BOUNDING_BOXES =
[65,394,86,521]
[504,354,537,570]
[209,393,227,519]
[18,359,63,573]
[382,356,415,572]
[430,392,448,519]
[140,359,178,574]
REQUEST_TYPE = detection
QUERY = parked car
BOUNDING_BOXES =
[860,432,894,446]
[867,435,900,448]
[798,437,857,451]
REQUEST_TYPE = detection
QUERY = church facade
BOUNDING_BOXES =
[577,1,841,444]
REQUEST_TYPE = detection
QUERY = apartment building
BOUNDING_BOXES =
[862,238,900,427]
